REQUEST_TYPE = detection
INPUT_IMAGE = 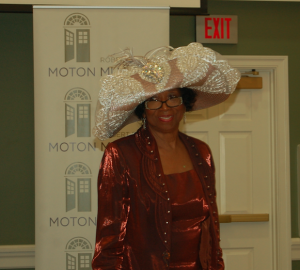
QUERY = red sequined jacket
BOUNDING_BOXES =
[92,127,224,270]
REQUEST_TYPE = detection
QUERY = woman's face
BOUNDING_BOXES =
[144,88,185,134]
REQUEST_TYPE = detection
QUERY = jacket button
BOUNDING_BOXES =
[205,176,208,178]
[207,186,210,189]
[215,220,217,223]
[213,211,216,215]
[150,150,153,153]
[210,201,213,204]
[166,221,169,224]
[147,136,150,139]
[164,232,167,235]
[167,211,170,214]
[167,198,170,201]
[198,162,202,165]
[195,153,199,156]
[158,174,161,177]
[162,183,165,186]
[192,145,195,147]
[155,158,158,161]
[148,142,151,145]
[165,240,167,243]
[209,193,212,197]
[165,190,168,193]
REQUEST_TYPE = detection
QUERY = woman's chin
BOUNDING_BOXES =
[149,121,180,134]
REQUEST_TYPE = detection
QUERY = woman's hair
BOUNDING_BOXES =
[134,87,197,120]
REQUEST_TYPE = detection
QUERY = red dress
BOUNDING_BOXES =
[92,127,224,270]
[165,170,209,270]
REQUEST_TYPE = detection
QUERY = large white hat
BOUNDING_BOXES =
[94,42,241,140]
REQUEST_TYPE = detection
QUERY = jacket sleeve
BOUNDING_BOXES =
[207,145,224,270]
[195,138,224,270]
[92,143,130,270]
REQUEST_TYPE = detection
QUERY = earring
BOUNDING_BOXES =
[142,117,146,130]
[183,112,186,124]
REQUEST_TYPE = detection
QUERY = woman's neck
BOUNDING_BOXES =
[148,126,181,151]
[147,125,193,174]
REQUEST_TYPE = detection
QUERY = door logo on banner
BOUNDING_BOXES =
[64,13,91,63]
[65,162,92,212]
[64,88,91,138]
[65,237,93,270]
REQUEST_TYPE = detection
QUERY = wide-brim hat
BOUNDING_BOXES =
[94,42,241,140]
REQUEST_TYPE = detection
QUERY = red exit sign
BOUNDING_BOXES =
[196,15,238,44]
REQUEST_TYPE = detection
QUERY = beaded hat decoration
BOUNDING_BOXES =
[93,42,241,140]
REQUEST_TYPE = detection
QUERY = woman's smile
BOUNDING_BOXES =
[158,115,174,122]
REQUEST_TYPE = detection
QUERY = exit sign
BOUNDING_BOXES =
[196,15,238,44]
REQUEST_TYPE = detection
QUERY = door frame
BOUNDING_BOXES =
[224,55,291,270]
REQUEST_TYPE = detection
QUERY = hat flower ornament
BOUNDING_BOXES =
[93,42,241,140]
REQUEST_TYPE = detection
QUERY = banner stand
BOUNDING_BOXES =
[34,6,169,270]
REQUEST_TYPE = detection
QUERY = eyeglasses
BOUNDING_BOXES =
[145,96,183,110]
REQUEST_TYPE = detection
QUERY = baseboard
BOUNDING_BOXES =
[0,245,35,269]
[1,239,300,268]
[292,238,300,260]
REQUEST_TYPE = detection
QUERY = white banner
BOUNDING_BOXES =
[33,6,169,270]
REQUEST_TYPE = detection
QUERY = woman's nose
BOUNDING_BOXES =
[160,102,169,110]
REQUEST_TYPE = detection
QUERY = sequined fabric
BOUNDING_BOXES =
[93,42,241,140]
[92,127,224,270]
[165,170,209,269]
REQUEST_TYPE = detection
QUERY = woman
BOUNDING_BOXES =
[92,43,240,270]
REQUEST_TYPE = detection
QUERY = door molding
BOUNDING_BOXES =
[224,55,291,270]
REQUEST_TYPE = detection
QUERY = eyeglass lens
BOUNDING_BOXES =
[146,97,182,110]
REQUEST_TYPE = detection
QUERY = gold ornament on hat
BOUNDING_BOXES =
[141,61,165,83]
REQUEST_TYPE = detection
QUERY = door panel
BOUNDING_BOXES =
[220,131,253,213]
[78,253,92,270]
[76,29,90,62]
[66,178,75,212]
[65,29,74,62]
[77,104,91,137]
[66,253,76,270]
[77,178,91,212]
[223,248,254,270]
[65,104,75,137]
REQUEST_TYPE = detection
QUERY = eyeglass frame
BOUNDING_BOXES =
[145,96,183,110]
